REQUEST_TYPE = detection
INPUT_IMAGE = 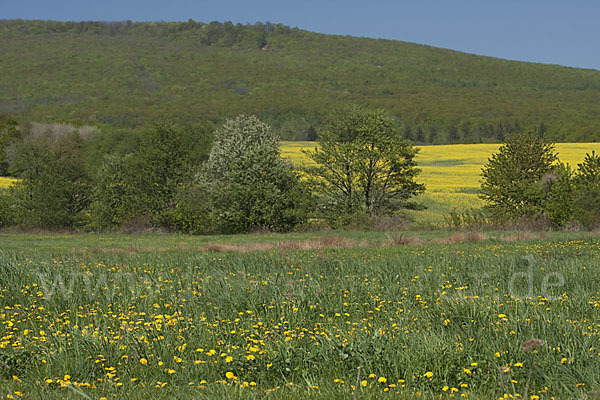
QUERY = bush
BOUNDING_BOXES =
[0,189,15,228]
[480,131,558,221]
[199,115,309,233]
[443,207,490,230]
[342,213,413,232]
[572,151,600,229]
[161,183,214,234]
[6,132,91,229]
[87,153,145,230]
[119,215,161,234]
[542,163,574,229]
[87,122,208,231]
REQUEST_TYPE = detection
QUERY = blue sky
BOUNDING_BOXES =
[4,0,600,70]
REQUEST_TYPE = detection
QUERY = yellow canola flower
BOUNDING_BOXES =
[281,141,600,224]
[0,177,18,188]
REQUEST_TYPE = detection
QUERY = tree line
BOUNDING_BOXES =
[0,109,424,233]
[0,19,295,46]
[3,110,600,233]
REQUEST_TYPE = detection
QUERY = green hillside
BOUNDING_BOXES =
[1,19,600,142]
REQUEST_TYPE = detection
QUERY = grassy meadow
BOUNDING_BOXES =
[1,231,599,399]
[281,142,600,225]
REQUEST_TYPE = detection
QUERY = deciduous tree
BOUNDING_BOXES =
[305,106,424,222]
[199,115,308,233]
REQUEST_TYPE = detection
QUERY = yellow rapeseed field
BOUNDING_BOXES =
[0,177,18,188]
[281,142,600,224]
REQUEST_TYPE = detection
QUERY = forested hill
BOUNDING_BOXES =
[1,19,600,142]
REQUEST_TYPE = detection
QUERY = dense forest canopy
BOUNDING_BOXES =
[1,19,600,142]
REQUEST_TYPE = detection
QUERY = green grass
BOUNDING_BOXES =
[1,231,599,399]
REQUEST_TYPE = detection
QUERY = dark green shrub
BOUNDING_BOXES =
[0,189,15,228]
[7,132,91,229]
[87,122,210,231]
[542,163,574,229]
[480,131,558,221]
[572,151,600,229]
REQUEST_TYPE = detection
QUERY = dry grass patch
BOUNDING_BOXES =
[201,230,555,253]
[90,247,127,254]
[436,232,488,244]
[384,233,424,246]
[201,234,433,253]
[202,235,370,253]
[498,232,547,242]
